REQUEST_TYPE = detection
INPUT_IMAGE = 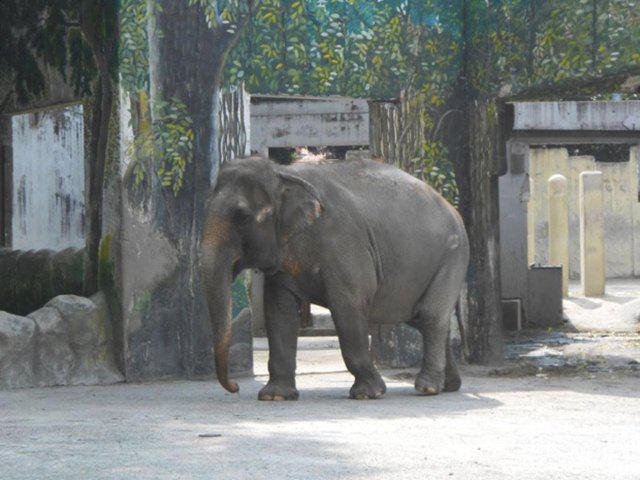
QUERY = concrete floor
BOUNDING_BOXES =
[565,279,640,333]
[2,350,639,480]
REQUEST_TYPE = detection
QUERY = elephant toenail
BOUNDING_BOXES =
[273,395,285,401]
[259,394,273,401]
[418,386,438,396]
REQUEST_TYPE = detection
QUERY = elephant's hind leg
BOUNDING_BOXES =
[413,263,464,396]
[444,332,461,392]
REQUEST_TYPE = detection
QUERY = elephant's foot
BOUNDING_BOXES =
[349,374,387,400]
[443,370,462,392]
[258,382,299,401]
[415,371,445,396]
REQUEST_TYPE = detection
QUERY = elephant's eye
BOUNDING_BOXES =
[233,208,252,226]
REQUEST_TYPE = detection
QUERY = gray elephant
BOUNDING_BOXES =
[199,156,469,400]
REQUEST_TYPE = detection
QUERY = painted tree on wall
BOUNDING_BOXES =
[117,0,258,379]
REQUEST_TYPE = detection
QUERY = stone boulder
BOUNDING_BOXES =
[0,312,37,388]
[371,323,423,369]
[44,293,123,386]
[0,292,123,389]
[28,306,74,386]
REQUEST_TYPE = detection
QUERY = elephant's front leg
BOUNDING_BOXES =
[259,279,301,401]
[331,300,386,400]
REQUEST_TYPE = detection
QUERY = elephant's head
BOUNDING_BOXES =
[199,157,323,393]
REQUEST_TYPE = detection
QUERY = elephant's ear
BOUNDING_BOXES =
[277,171,324,240]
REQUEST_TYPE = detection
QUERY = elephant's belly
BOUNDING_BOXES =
[367,286,422,325]
[365,247,441,325]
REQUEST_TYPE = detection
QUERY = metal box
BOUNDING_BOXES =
[527,265,563,327]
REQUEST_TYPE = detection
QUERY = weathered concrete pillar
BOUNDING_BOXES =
[527,176,536,266]
[632,146,640,277]
[579,171,605,296]
[0,115,12,248]
[548,174,569,296]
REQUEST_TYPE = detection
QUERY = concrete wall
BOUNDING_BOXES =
[0,248,84,316]
[529,146,640,278]
[250,95,369,155]
[499,142,530,302]
[513,101,640,131]
[11,104,85,251]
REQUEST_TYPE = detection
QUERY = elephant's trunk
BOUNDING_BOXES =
[200,243,239,394]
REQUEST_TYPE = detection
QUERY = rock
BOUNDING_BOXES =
[1,293,123,390]
[0,312,37,388]
[231,307,253,345]
[28,306,74,386]
[47,295,103,347]
[229,308,253,376]
[371,323,423,369]
[45,293,123,386]
[229,343,253,376]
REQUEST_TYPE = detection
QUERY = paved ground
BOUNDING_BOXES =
[2,349,639,480]
[565,279,640,333]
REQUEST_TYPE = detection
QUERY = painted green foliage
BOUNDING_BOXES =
[120,0,193,196]
[228,0,639,97]
[227,0,461,99]
[464,0,640,95]
[0,0,96,105]
[232,274,251,317]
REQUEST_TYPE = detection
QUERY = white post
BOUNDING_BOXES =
[548,174,569,296]
[579,171,605,296]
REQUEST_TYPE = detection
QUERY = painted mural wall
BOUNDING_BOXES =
[11,104,85,251]
[529,146,640,279]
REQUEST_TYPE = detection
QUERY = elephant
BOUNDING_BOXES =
[199,155,469,400]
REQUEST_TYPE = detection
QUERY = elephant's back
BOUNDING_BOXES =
[314,159,461,237]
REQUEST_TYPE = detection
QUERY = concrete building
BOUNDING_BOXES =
[528,147,640,279]
[249,94,369,156]
[500,100,640,326]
